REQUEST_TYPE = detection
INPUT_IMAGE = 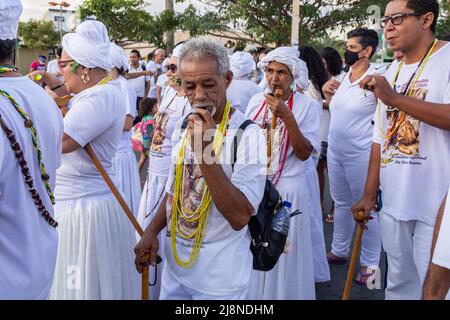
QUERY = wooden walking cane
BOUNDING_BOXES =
[267,89,284,166]
[342,210,366,300]
[55,96,150,300]
[84,144,150,300]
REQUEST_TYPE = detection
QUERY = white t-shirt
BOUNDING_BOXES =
[246,91,321,179]
[148,88,191,177]
[46,59,59,75]
[116,76,137,153]
[128,64,148,98]
[146,61,162,99]
[0,77,63,299]
[433,186,450,269]
[156,74,168,101]
[163,110,267,296]
[373,43,450,225]
[55,82,125,201]
[227,79,263,114]
[328,66,378,160]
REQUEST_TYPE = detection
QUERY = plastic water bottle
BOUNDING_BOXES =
[270,201,291,236]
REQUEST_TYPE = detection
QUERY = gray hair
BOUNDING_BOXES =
[178,37,230,77]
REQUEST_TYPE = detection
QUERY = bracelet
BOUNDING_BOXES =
[51,83,65,91]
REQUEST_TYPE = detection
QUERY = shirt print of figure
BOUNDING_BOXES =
[382,79,428,161]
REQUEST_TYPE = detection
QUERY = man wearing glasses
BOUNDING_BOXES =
[353,0,450,299]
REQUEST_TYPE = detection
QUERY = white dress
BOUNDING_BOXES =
[0,77,63,299]
[304,81,331,282]
[246,91,321,299]
[112,76,141,216]
[50,82,140,300]
[136,87,191,299]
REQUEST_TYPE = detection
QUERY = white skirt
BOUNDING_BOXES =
[137,173,169,300]
[50,194,140,300]
[309,168,331,283]
[249,174,317,300]
[113,150,142,216]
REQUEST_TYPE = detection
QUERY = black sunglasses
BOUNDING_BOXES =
[166,64,177,72]
[380,12,425,28]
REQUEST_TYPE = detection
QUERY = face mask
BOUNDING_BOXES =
[344,49,365,66]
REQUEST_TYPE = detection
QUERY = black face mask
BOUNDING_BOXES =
[344,49,364,66]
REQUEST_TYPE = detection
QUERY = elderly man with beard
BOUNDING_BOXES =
[134,37,267,300]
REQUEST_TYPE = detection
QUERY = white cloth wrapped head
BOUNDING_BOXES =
[109,42,129,72]
[258,46,309,91]
[0,0,22,40]
[62,20,112,71]
[172,43,185,58]
[230,51,256,80]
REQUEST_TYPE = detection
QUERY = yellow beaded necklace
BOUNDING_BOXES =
[171,101,231,268]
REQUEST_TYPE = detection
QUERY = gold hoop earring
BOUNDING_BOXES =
[81,71,90,84]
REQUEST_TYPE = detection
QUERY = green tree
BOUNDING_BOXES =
[18,20,60,50]
[79,0,179,48]
[177,0,389,47]
[436,1,450,40]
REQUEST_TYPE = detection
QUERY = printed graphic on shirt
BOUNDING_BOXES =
[166,157,206,248]
[150,111,170,153]
[382,80,428,165]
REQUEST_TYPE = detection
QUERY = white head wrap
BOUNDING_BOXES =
[230,51,256,80]
[0,0,22,40]
[62,20,112,71]
[172,43,185,58]
[162,57,170,67]
[109,42,128,71]
[258,46,309,90]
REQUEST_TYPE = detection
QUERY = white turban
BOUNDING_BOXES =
[62,20,112,71]
[109,42,128,71]
[172,43,185,58]
[258,46,309,90]
[230,51,256,80]
[0,0,22,40]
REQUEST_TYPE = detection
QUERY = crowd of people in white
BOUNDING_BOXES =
[1,0,449,300]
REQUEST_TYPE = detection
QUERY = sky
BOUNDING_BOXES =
[20,0,206,21]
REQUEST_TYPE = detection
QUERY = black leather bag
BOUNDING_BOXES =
[233,120,289,271]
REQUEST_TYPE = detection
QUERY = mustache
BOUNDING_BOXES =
[192,102,215,109]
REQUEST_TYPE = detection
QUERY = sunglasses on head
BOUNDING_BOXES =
[166,64,177,72]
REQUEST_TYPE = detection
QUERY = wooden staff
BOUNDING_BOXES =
[342,210,366,300]
[267,89,284,166]
[56,97,150,300]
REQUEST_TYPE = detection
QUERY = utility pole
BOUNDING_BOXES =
[291,0,300,47]
[165,0,175,53]
[48,1,71,45]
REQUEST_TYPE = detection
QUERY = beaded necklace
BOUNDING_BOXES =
[378,39,438,140]
[252,92,294,186]
[170,101,232,268]
[0,65,18,74]
[0,66,58,227]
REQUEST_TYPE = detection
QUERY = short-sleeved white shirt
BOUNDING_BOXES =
[373,43,450,225]
[54,82,125,201]
[246,91,321,178]
[128,64,148,98]
[163,110,267,296]
[0,77,63,299]
[146,61,162,99]
[328,65,378,160]
[148,88,191,177]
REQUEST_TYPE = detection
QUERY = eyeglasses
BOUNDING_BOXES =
[58,59,75,69]
[380,12,425,28]
[166,64,177,73]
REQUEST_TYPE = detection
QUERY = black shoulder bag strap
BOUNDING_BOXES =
[232,119,255,169]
